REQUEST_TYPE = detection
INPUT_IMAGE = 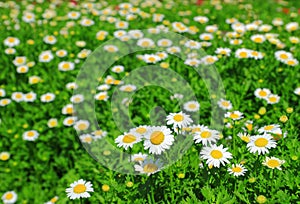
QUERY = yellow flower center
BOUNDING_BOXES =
[134,157,144,161]
[254,138,268,147]
[279,53,288,59]
[254,38,263,43]
[173,114,184,122]
[27,131,35,137]
[66,107,73,114]
[210,150,223,159]
[124,87,133,92]
[77,123,87,130]
[16,58,24,64]
[264,125,274,130]
[141,41,150,47]
[232,166,242,172]
[73,184,86,194]
[287,60,295,65]
[259,90,267,97]
[188,104,197,109]
[136,127,147,134]
[239,52,247,58]
[8,38,15,43]
[150,131,165,145]
[0,154,9,161]
[67,119,74,125]
[45,95,52,101]
[98,95,106,100]
[230,113,239,119]
[143,163,158,173]
[84,137,92,143]
[269,97,277,103]
[5,193,13,200]
[203,36,210,40]
[200,131,211,138]
[221,101,229,107]
[122,134,136,143]
[62,63,70,69]
[266,159,280,168]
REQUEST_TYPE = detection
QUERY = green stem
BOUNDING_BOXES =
[271,169,275,193]
[232,121,236,158]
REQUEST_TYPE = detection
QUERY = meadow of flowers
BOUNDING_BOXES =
[1,0,300,203]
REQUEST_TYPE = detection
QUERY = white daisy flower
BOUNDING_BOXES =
[215,48,231,56]
[254,88,271,99]
[16,65,29,74]
[155,52,168,60]
[142,54,161,64]
[68,11,81,19]
[23,130,39,141]
[266,94,280,104]
[43,35,57,45]
[283,58,299,66]
[250,34,266,43]
[4,37,20,47]
[58,61,75,71]
[13,56,26,66]
[200,144,232,168]
[39,50,54,63]
[0,99,11,106]
[103,45,119,52]
[193,128,219,146]
[119,84,137,92]
[249,50,263,60]
[66,179,94,200]
[199,33,213,41]
[92,129,107,139]
[194,16,209,24]
[201,55,218,65]
[258,124,280,134]
[184,58,201,67]
[184,40,201,49]
[80,18,94,27]
[40,93,55,103]
[115,132,142,150]
[1,191,17,204]
[130,153,148,163]
[274,50,293,62]
[166,111,193,130]
[285,22,298,32]
[111,65,124,73]
[74,120,90,131]
[79,134,93,144]
[63,116,77,127]
[183,100,200,112]
[0,89,6,97]
[228,164,247,176]
[137,38,155,48]
[166,46,181,54]
[97,84,110,91]
[294,87,300,95]
[66,82,78,90]
[157,38,172,47]
[224,111,243,120]
[217,99,233,110]
[134,159,162,175]
[94,92,109,101]
[24,92,37,102]
[47,118,58,128]
[129,125,149,136]
[262,156,285,170]
[143,126,174,155]
[11,92,24,102]
[247,134,277,155]
[70,94,84,104]
[235,48,250,59]
[128,30,144,39]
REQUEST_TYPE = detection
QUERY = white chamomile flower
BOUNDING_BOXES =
[74,120,90,131]
[58,61,75,71]
[24,92,37,102]
[70,94,84,104]
[65,179,94,200]
[40,93,55,102]
[247,134,277,155]
[129,125,149,136]
[166,111,193,130]
[254,88,271,99]
[266,94,280,104]
[119,84,137,92]
[183,100,200,112]
[224,111,243,120]
[1,191,17,204]
[11,92,24,102]
[39,51,54,62]
[63,116,77,127]
[228,164,247,176]
[23,130,39,141]
[111,65,124,73]
[134,159,162,175]
[193,127,219,146]
[143,126,174,155]
[217,99,233,110]
[131,153,148,163]
[115,132,141,150]
[262,156,285,170]
[200,144,232,168]
[79,134,93,144]
[294,87,300,95]
[258,124,280,134]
